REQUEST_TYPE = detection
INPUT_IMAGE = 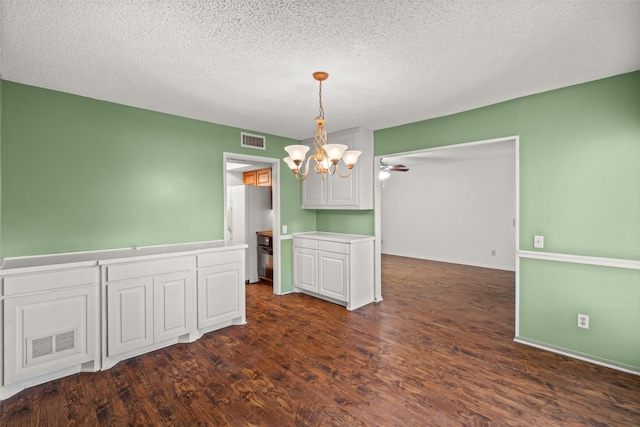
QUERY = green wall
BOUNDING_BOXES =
[0,81,317,291]
[519,259,639,369]
[316,210,374,235]
[2,72,639,370]
[373,71,640,371]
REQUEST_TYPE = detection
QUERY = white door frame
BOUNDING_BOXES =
[373,136,520,310]
[223,152,283,295]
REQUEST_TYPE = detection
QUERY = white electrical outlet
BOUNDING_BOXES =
[534,235,544,248]
[578,313,589,329]
[282,225,288,234]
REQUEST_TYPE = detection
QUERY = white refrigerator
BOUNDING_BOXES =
[226,185,273,283]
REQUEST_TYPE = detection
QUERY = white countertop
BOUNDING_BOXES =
[292,232,375,243]
[0,240,248,274]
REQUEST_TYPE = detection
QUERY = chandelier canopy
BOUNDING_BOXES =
[284,72,361,181]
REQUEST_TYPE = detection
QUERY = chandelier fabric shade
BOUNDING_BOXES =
[283,72,361,181]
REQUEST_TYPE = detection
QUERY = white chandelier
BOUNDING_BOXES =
[284,72,361,181]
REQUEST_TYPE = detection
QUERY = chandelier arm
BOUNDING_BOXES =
[294,154,314,180]
[335,162,353,178]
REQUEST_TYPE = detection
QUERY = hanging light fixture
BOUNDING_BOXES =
[283,72,361,181]
[379,164,391,180]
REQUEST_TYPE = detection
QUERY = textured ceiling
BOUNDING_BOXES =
[1,1,639,140]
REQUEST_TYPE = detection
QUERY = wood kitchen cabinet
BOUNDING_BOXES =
[301,127,374,210]
[243,168,272,187]
[243,170,257,185]
[292,232,375,310]
[256,168,272,186]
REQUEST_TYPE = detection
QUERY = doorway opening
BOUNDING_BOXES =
[223,152,282,295]
[373,136,519,308]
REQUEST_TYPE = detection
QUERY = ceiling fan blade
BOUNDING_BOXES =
[389,165,409,172]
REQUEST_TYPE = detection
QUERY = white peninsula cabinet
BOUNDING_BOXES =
[292,232,375,310]
[196,249,246,331]
[100,243,247,369]
[102,256,196,368]
[0,259,100,402]
[301,127,374,210]
[0,240,246,402]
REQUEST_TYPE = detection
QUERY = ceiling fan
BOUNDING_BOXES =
[379,160,409,180]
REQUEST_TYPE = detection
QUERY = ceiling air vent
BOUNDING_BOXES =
[241,132,266,150]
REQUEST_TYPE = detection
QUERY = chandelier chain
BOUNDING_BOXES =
[316,79,325,120]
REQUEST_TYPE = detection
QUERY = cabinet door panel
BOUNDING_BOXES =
[319,251,349,301]
[326,131,358,207]
[197,262,244,329]
[153,272,195,342]
[256,168,272,186]
[300,138,327,207]
[293,248,318,292]
[243,170,257,185]
[107,278,153,356]
[4,286,96,385]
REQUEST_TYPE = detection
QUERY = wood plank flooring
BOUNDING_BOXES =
[1,255,639,426]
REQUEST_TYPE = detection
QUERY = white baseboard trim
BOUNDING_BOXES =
[518,250,640,270]
[382,252,516,272]
[514,337,640,376]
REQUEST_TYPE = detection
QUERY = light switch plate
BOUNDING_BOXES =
[534,235,544,248]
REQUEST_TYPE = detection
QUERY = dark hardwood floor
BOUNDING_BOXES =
[2,255,639,426]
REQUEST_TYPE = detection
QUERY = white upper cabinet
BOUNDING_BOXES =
[301,127,373,210]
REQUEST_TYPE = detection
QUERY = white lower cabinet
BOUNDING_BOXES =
[196,249,246,331]
[103,256,196,367]
[106,270,195,358]
[0,241,247,401]
[154,272,195,342]
[293,247,318,293]
[293,232,374,310]
[1,267,99,399]
[107,277,153,356]
[318,251,349,301]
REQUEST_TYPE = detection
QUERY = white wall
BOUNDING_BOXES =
[381,150,516,270]
[227,170,244,186]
